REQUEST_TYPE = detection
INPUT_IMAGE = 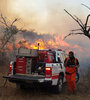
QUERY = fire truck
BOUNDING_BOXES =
[4,48,67,93]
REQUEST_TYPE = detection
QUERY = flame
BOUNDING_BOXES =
[8,43,13,51]
[7,35,84,55]
[54,36,70,47]
[3,34,90,59]
[10,35,70,50]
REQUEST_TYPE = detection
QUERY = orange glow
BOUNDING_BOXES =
[54,36,70,47]
[7,35,83,54]
[8,43,13,51]
[8,35,71,50]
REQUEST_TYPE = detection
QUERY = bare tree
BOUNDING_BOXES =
[0,14,19,51]
[64,4,90,40]
[0,14,20,64]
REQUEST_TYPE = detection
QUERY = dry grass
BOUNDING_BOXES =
[0,66,90,100]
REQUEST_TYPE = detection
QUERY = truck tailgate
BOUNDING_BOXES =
[3,75,45,83]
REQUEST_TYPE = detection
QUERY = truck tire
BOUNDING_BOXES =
[54,76,63,93]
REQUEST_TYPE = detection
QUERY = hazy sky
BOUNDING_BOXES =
[0,0,90,66]
[0,0,90,34]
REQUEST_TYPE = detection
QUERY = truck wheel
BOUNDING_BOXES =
[54,76,63,93]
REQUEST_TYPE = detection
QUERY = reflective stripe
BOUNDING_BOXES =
[52,75,59,79]
[52,73,59,76]
[66,57,77,67]
[65,58,77,74]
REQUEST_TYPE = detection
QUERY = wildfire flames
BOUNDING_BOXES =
[8,35,71,51]
[8,34,89,57]
[7,34,90,58]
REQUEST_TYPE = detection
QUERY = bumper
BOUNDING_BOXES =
[3,75,52,85]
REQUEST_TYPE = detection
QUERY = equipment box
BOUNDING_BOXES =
[15,48,38,57]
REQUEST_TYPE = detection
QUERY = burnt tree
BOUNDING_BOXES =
[64,4,90,39]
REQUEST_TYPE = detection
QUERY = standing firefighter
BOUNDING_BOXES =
[64,51,79,93]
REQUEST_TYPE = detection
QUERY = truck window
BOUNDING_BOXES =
[58,57,62,63]
[48,53,54,63]
[49,55,53,61]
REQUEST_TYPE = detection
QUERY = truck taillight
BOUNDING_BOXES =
[9,65,12,68]
[45,67,51,71]
[45,67,52,78]
[9,64,12,74]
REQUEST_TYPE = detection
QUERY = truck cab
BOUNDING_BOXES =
[4,48,67,93]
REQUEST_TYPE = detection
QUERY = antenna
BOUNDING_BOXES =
[38,43,40,50]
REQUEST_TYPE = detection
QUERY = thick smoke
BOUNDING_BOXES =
[22,31,54,42]
[0,0,90,69]
[15,30,56,44]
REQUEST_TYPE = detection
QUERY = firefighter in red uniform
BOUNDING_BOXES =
[64,51,79,93]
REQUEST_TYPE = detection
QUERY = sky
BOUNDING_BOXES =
[0,0,89,33]
[0,0,90,68]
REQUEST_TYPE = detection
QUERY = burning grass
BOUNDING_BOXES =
[0,66,90,100]
[8,35,70,50]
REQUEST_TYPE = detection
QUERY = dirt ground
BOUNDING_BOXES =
[0,66,90,100]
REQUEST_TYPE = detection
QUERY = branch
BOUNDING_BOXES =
[64,9,84,30]
[0,20,5,25]
[87,27,90,33]
[64,5,90,40]
[81,4,90,10]
[64,9,78,22]
[11,18,19,27]
[85,14,90,29]
[71,29,82,32]
[0,14,9,27]
[0,33,14,50]
[74,15,84,27]
[64,32,84,40]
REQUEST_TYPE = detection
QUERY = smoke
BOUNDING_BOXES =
[0,0,90,69]
[1,0,86,34]
[0,0,8,16]
[23,31,54,41]
[15,30,55,43]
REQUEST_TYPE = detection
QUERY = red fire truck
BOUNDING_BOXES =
[4,48,67,93]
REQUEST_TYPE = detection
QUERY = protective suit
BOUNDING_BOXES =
[64,52,79,93]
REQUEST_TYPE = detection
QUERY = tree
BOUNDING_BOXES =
[64,4,90,40]
[0,14,20,64]
[0,14,19,51]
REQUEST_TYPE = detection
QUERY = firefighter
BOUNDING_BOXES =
[64,51,79,93]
